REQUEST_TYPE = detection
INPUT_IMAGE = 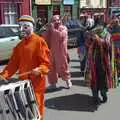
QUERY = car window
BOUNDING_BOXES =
[0,27,19,38]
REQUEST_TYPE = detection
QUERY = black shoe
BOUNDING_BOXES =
[100,96,108,103]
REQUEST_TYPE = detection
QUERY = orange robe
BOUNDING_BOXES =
[0,33,50,120]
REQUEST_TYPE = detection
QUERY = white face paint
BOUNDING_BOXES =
[19,21,34,39]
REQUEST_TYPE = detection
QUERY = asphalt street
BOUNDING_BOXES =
[44,48,120,120]
[0,48,120,120]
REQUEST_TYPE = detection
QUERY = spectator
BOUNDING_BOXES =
[85,15,95,30]
[36,17,43,31]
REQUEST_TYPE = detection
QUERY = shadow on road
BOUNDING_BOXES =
[71,79,86,87]
[70,59,80,62]
[45,86,68,93]
[71,65,80,69]
[45,94,98,112]
[70,71,82,77]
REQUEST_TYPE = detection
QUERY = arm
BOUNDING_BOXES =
[0,48,19,79]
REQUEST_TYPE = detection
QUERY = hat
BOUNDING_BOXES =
[18,15,35,24]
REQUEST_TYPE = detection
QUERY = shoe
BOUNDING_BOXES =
[100,96,108,103]
[47,84,57,90]
[66,79,72,88]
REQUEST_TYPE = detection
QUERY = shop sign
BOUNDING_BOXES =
[80,0,93,8]
[52,0,62,4]
[101,0,107,8]
[63,0,74,5]
[35,0,51,5]
[80,0,107,8]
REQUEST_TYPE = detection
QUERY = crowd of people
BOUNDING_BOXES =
[0,14,120,120]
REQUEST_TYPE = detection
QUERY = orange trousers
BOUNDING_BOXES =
[29,75,46,120]
[35,91,45,120]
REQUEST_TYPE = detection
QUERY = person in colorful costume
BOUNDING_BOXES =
[0,15,50,120]
[111,18,120,88]
[85,23,111,104]
[42,15,72,89]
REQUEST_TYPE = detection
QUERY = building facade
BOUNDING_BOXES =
[32,0,109,24]
[79,0,107,23]
[109,0,120,18]
[33,0,79,24]
[0,0,31,24]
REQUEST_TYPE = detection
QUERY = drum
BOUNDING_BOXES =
[0,79,41,120]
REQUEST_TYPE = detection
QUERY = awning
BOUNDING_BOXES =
[94,12,104,16]
[35,0,51,5]
[80,13,88,17]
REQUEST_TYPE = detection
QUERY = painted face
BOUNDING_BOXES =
[96,25,104,32]
[19,21,34,39]
[52,15,61,28]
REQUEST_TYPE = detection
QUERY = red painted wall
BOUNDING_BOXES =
[21,0,31,15]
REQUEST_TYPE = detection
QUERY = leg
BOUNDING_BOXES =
[61,70,72,88]
[48,69,58,85]
[47,69,58,90]
[91,87,100,105]
[35,91,45,120]
[100,90,108,103]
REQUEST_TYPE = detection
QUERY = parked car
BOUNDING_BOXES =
[0,24,20,62]
[65,19,86,48]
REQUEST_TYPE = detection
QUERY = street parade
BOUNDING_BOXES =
[0,0,120,120]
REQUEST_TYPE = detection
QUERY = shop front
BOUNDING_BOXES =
[33,0,79,23]
[109,0,120,18]
[79,0,107,24]
[63,0,74,19]
[35,0,51,23]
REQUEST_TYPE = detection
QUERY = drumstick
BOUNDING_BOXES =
[16,67,41,77]
[17,71,32,77]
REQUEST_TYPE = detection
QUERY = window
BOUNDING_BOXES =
[111,0,120,7]
[3,3,18,24]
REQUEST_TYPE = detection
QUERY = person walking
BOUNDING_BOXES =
[111,18,120,87]
[42,15,72,89]
[86,24,111,105]
[0,15,50,120]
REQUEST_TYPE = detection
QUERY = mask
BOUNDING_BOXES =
[19,21,34,39]
[52,15,61,28]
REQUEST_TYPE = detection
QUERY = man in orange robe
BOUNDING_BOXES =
[0,15,50,120]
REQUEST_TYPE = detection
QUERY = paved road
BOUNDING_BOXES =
[44,48,120,120]
[0,48,120,120]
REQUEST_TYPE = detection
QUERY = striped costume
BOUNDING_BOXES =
[111,26,120,87]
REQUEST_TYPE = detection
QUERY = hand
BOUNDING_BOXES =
[31,67,41,77]
[0,75,8,83]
